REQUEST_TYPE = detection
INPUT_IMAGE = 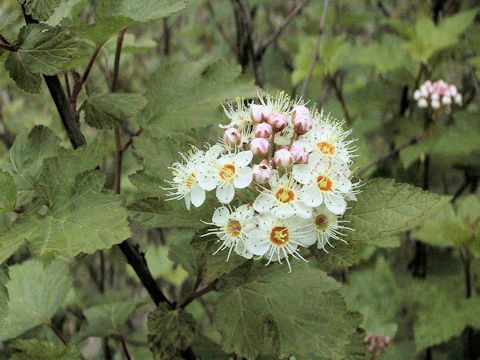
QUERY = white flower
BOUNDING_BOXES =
[418,98,428,108]
[295,115,354,165]
[198,150,253,204]
[309,206,351,250]
[203,205,256,260]
[293,154,352,215]
[253,172,312,219]
[220,98,251,129]
[164,145,222,210]
[245,213,316,272]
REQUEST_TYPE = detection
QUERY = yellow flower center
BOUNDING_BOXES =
[185,172,196,189]
[275,188,295,203]
[317,175,333,191]
[317,141,335,155]
[226,220,242,237]
[315,214,329,231]
[269,226,290,246]
[219,164,236,181]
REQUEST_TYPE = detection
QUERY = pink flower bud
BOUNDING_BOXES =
[417,98,428,108]
[449,85,458,96]
[250,137,269,157]
[254,123,273,138]
[293,115,313,135]
[273,147,294,167]
[441,95,451,105]
[223,128,241,145]
[250,104,270,123]
[290,146,309,163]
[252,160,272,184]
[268,113,288,132]
[454,93,462,105]
[431,92,439,101]
[413,90,421,100]
[431,99,441,109]
[292,105,310,118]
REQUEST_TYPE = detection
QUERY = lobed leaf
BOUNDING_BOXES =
[21,0,61,21]
[10,339,80,360]
[4,52,42,94]
[97,0,187,23]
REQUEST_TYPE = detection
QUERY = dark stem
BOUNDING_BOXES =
[300,0,329,98]
[176,281,217,310]
[48,322,68,345]
[0,43,18,51]
[118,334,132,360]
[0,34,12,45]
[99,250,106,293]
[63,72,71,100]
[329,74,352,124]
[114,127,123,194]
[162,19,171,56]
[112,29,127,92]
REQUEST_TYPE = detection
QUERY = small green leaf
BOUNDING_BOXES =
[10,339,80,360]
[148,303,197,360]
[167,229,200,275]
[16,24,78,75]
[0,171,16,213]
[4,52,42,93]
[97,0,187,23]
[0,266,9,329]
[345,178,443,245]
[0,258,73,341]
[21,0,61,21]
[141,60,257,133]
[83,93,147,129]
[214,262,358,359]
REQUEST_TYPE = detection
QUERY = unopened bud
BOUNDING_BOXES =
[273,147,294,167]
[252,160,272,184]
[431,99,441,109]
[254,123,273,138]
[250,104,270,123]
[268,113,288,132]
[441,95,451,105]
[290,146,309,164]
[250,137,269,157]
[292,104,310,118]
[417,98,428,108]
[293,115,313,135]
[223,128,241,144]
[454,93,462,105]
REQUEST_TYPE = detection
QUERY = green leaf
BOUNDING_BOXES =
[214,262,358,359]
[2,126,61,205]
[0,171,16,213]
[0,171,131,263]
[0,266,9,329]
[345,178,443,245]
[4,51,42,94]
[79,300,145,338]
[10,339,80,360]
[97,0,187,22]
[15,24,78,75]
[147,303,197,360]
[167,229,200,275]
[341,257,400,337]
[141,60,257,132]
[0,4,22,32]
[83,93,147,129]
[0,258,73,341]
[21,0,61,21]
[191,335,227,360]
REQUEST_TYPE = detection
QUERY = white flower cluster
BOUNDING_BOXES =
[414,80,462,109]
[164,92,359,271]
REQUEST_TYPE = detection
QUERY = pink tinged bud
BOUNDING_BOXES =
[413,90,421,100]
[431,92,440,101]
[454,93,462,105]
[254,123,273,138]
[384,336,391,345]
[223,128,241,144]
[250,137,269,157]
[252,160,272,183]
[417,98,428,108]
[293,115,313,135]
[250,104,270,123]
[268,113,288,132]
[441,95,451,105]
[449,85,458,96]
[273,147,294,167]
[290,146,309,163]
[292,104,310,118]
[431,99,441,109]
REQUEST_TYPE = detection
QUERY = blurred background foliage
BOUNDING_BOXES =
[0,0,479,359]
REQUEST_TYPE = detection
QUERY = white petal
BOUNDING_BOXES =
[236,204,254,220]
[234,151,253,167]
[272,204,295,219]
[295,230,316,247]
[190,185,206,207]
[300,186,323,207]
[233,167,252,189]
[198,170,218,191]
[292,164,311,184]
[245,231,269,256]
[333,175,352,193]
[206,144,223,159]
[184,194,191,210]
[235,240,253,259]
[212,206,230,225]
[253,192,276,213]
[336,145,349,163]
[324,194,347,215]
[294,201,313,219]
[216,183,235,204]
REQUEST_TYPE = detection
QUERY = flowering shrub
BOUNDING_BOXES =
[414,80,462,110]
[165,92,358,271]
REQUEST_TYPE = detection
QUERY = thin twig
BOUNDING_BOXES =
[300,0,329,98]
[0,43,18,51]
[63,72,71,100]
[118,335,133,360]
[329,73,352,124]
[48,323,68,345]
[0,34,11,45]
[112,29,127,92]
[258,0,311,56]
[114,127,123,194]
[176,281,217,310]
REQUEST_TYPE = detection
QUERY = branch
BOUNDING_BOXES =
[329,73,352,124]
[118,335,132,360]
[257,0,311,56]
[176,281,217,310]
[48,322,68,345]
[300,0,329,98]
[111,28,126,92]
[0,43,18,51]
